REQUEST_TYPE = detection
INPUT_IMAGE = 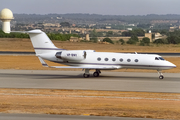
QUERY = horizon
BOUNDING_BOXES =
[12,13,180,16]
[1,0,180,16]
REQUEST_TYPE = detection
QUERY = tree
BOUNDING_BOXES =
[132,28,145,36]
[126,39,137,44]
[153,39,168,44]
[137,24,151,29]
[122,31,131,36]
[90,29,98,42]
[106,31,113,37]
[130,35,139,42]
[60,22,70,27]
[166,30,180,44]
[103,38,114,44]
[119,39,125,45]
[167,35,180,44]
[90,37,98,43]
[126,35,139,44]
[140,37,150,46]
[122,28,145,37]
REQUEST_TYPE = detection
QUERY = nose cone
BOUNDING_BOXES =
[172,63,176,68]
[168,62,176,69]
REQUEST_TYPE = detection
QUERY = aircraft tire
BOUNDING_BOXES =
[93,72,99,77]
[159,75,164,79]
[83,73,90,78]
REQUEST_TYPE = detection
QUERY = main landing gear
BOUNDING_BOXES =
[158,70,164,79]
[93,70,101,77]
[83,69,101,78]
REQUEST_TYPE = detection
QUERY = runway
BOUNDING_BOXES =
[0,113,164,120]
[0,69,180,93]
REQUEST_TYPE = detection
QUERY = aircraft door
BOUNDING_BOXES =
[83,51,87,59]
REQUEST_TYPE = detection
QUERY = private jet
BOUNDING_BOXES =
[13,30,176,79]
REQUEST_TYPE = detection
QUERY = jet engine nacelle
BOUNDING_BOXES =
[55,50,94,61]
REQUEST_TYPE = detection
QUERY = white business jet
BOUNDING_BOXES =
[14,29,176,79]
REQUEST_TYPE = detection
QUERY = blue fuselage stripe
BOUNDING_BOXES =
[34,48,65,50]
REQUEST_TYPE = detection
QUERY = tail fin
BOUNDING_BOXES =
[11,29,64,55]
[27,29,58,54]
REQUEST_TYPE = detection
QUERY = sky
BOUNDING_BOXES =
[1,0,180,15]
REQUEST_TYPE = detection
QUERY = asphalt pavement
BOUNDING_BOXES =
[0,113,165,120]
[0,69,180,93]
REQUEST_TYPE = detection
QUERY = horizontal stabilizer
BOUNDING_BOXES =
[38,57,48,67]
[11,29,42,34]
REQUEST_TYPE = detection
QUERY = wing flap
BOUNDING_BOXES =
[50,66,121,70]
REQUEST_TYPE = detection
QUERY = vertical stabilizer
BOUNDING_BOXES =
[27,29,58,54]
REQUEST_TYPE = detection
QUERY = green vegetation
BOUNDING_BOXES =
[2,27,180,45]
[153,39,168,44]
[0,30,29,38]
[137,24,151,29]
[90,29,98,41]
[126,35,139,44]
[122,28,145,37]
[140,37,150,46]
[60,22,70,27]
[47,33,79,41]
[106,31,114,37]
[0,29,80,41]
[166,30,180,44]
[103,38,114,44]
[119,39,125,45]
[90,37,98,43]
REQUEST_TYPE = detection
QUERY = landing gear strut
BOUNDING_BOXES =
[158,70,164,79]
[83,69,90,78]
[93,69,101,77]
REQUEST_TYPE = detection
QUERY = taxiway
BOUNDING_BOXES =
[0,113,164,120]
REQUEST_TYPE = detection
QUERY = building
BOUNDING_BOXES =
[0,8,14,33]
[145,30,152,42]
[85,34,90,41]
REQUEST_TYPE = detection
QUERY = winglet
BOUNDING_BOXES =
[38,57,48,67]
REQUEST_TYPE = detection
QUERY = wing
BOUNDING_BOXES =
[50,66,121,70]
[38,57,121,70]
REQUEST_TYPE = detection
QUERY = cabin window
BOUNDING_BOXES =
[127,59,131,62]
[112,58,116,61]
[155,57,159,60]
[119,58,123,62]
[105,58,109,61]
[97,57,101,61]
[135,59,139,62]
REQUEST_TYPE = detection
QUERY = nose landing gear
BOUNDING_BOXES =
[158,70,164,79]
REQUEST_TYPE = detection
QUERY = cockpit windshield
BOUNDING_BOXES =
[159,57,165,60]
[155,57,165,61]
